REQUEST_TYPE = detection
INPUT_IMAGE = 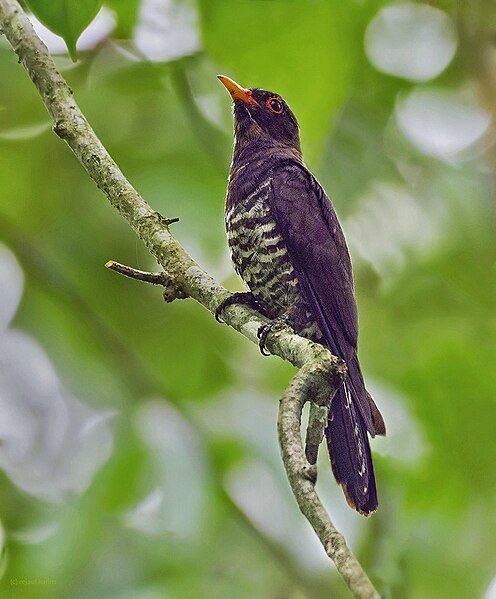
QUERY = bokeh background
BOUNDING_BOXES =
[1,1,495,597]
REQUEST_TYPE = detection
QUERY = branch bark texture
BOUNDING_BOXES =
[279,362,378,598]
[0,2,380,596]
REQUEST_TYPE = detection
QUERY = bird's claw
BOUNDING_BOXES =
[257,323,272,356]
[257,315,291,356]
[215,300,228,323]
[215,292,266,323]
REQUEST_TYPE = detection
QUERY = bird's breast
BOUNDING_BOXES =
[226,173,324,342]
[226,177,300,316]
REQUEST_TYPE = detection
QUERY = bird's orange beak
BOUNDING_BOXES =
[217,75,258,105]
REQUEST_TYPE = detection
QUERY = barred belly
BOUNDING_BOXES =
[226,180,323,341]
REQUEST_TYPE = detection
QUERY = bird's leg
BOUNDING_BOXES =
[257,312,293,356]
[215,291,269,323]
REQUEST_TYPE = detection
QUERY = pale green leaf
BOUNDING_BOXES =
[26,0,103,60]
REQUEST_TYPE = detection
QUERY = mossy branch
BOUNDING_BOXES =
[0,1,380,596]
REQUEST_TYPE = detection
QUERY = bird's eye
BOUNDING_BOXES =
[266,98,283,114]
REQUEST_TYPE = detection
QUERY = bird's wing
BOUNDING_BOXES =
[269,161,358,360]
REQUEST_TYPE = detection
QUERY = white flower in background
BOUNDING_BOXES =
[134,0,200,62]
[346,182,439,278]
[396,88,491,162]
[365,3,457,82]
[126,399,205,537]
[0,244,115,503]
[28,8,115,56]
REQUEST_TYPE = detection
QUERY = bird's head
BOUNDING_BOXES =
[218,75,301,154]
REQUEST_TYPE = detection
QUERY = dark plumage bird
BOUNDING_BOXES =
[217,75,386,515]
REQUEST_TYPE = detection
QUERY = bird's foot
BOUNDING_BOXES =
[257,313,292,356]
[215,292,269,323]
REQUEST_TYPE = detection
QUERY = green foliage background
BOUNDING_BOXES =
[0,1,495,597]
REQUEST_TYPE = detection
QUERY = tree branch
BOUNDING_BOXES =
[305,402,330,466]
[105,260,172,286]
[279,362,379,598]
[0,1,380,596]
[105,260,187,302]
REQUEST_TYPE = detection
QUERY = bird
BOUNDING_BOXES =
[215,75,386,516]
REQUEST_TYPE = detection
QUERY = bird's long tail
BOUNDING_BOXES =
[325,379,378,516]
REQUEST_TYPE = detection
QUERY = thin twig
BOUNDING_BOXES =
[305,402,329,466]
[105,260,187,301]
[105,260,170,285]
[0,2,380,596]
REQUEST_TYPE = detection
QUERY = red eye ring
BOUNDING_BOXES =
[266,97,283,114]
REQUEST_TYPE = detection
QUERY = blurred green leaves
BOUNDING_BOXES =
[197,0,367,163]
[105,0,140,38]
[26,0,102,59]
[1,0,496,597]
